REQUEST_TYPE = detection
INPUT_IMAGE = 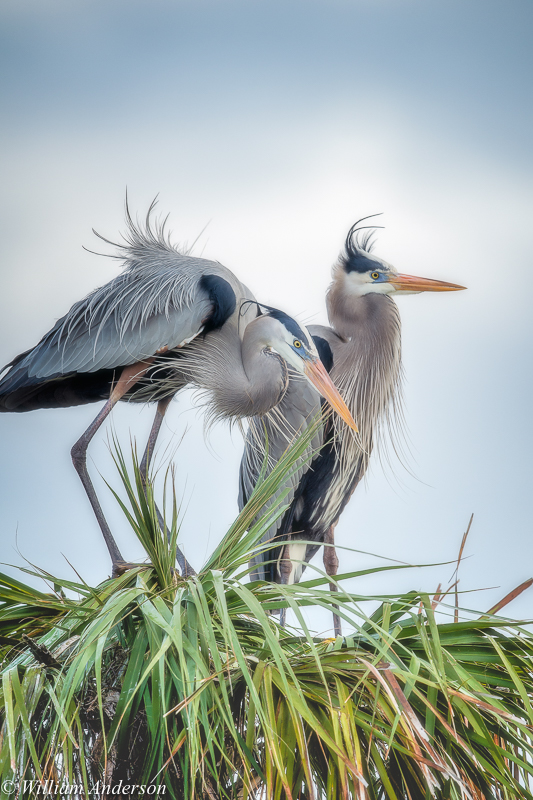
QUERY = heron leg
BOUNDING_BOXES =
[139,397,172,482]
[278,540,293,627]
[139,398,196,578]
[323,526,342,637]
[71,361,153,576]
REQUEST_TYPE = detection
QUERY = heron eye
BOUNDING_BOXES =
[371,272,380,280]
[293,340,302,348]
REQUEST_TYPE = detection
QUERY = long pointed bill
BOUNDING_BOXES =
[303,358,358,431]
[390,274,466,292]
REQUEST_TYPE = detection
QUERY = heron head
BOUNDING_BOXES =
[340,217,466,296]
[248,303,358,430]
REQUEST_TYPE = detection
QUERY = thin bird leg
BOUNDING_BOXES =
[139,397,172,482]
[323,526,342,637]
[71,360,154,577]
[139,398,196,578]
[278,539,293,627]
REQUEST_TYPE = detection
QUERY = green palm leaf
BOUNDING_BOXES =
[1,429,533,799]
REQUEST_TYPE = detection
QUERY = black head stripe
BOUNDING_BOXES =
[341,215,384,274]
[259,304,310,348]
[239,299,262,318]
[199,274,237,333]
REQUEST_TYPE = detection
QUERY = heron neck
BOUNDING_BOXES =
[326,282,398,343]
[187,320,289,421]
[326,284,402,447]
[239,332,289,415]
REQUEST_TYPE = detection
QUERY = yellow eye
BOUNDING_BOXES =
[371,272,380,280]
[293,340,301,348]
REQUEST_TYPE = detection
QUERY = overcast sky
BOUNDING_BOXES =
[1,0,532,630]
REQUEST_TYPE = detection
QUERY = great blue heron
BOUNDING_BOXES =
[239,217,466,631]
[0,205,356,577]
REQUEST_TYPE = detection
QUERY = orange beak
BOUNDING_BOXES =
[303,358,358,431]
[390,274,466,292]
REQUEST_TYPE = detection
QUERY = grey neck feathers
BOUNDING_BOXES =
[326,273,403,481]
[326,276,399,345]
[171,318,290,423]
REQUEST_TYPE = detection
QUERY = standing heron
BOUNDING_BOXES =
[0,204,356,577]
[239,217,465,631]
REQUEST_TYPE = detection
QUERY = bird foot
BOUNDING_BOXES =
[111,561,149,577]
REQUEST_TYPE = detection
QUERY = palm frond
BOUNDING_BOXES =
[1,432,533,799]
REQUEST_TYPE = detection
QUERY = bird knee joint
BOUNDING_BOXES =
[71,441,86,467]
[324,547,339,575]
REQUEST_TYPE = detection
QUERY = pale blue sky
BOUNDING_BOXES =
[1,0,532,629]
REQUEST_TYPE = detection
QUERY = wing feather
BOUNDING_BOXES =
[0,258,232,400]
[0,209,250,411]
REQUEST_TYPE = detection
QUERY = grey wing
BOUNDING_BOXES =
[0,260,219,398]
[239,371,324,582]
